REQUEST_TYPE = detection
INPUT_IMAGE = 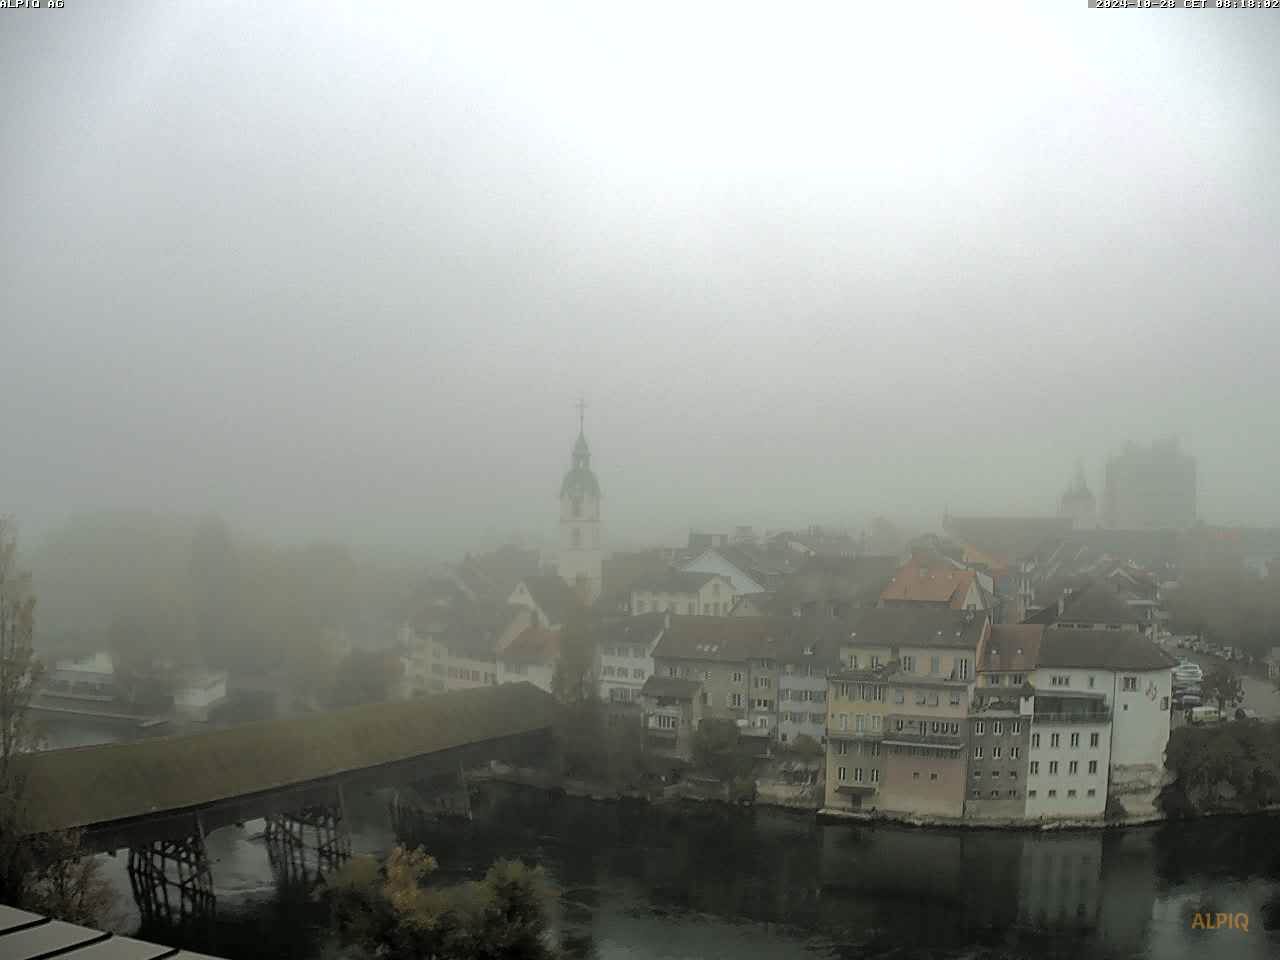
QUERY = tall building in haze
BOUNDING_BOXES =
[1058,461,1097,530]
[1102,439,1196,531]
[558,401,603,604]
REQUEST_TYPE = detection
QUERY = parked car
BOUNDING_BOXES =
[1177,694,1203,709]
[1189,705,1223,724]
[1234,707,1258,721]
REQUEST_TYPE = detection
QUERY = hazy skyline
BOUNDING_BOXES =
[4,4,1280,556]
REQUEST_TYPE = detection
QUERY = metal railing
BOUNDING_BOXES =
[1032,710,1111,725]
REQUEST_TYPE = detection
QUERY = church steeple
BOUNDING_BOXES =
[558,398,602,604]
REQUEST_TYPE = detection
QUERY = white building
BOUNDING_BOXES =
[595,614,665,705]
[47,651,116,699]
[557,403,603,605]
[679,548,768,596]
[630,571,736,616]
[1025,699,1112,820]
[173,668,229,721]
[1028,627,1174,819]
[496,626,560,694]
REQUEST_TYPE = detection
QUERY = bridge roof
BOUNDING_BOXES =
[17,682,558,836]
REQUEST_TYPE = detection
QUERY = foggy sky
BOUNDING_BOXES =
[3,3,1280,556]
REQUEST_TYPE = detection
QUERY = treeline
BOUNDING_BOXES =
[26,511,431,710]
[1160,720,1280,817]
[1165,563,1280,658]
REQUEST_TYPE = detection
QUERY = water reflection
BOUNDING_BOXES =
[94,782,1280,960]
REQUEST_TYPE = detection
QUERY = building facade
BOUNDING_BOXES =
[595,614,665,705]
[630,571,736,616]
[1102,438,1197,531]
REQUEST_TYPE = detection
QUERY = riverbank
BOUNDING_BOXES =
[475,763,1280,833]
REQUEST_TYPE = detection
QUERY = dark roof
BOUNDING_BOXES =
[982,624,1043,672]
[1026,580,1142,626]
[836,606,989,651]
[943,516,1074,563]
[436,600,523,660]
[592,613,666,648]
[773,555,899,608]
[600,550,670,603]
[1039,627,1176,672]
[652,616,839,666]
[16,683,559,836]
[641,675,701,699]
[500,627,560,664]
[519,575,582,625]
[455,545,542,600]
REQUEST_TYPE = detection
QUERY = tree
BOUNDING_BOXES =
[0,516,41,900]
[692,717,754,784]
[1202,663,1245,716]
[106,616,176,709]
[550,611,594,706]
[328,650,403,709]
[320,846,555,960]
[0,518,114,922]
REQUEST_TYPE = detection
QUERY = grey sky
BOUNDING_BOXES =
[3,3,1279,556]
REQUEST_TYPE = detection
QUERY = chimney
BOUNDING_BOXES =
[664,609,672,630]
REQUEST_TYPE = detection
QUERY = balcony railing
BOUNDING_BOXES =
[1032,710,1111,725]
[880,728,964,747]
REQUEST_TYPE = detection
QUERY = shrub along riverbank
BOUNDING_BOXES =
[1160,718,1280,817]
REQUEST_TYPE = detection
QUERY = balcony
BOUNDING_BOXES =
[880,728,964,750]
[1032,709,1111,725]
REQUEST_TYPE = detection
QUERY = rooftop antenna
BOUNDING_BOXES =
[575,395,587,434]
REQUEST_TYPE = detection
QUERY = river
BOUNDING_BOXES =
[82,779,1280,960]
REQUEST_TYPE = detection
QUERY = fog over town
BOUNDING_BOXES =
[4,3,1280,560]
[6,5,1280,960]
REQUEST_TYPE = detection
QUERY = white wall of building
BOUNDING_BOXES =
[631,576,736,616]
[679,550,765,595]
[1109,667,1173,768]
[1025,720,1111,819]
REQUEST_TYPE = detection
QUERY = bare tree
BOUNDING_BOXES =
[0,517,113,921]
[0,515,42,898]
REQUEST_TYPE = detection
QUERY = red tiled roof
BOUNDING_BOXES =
[879,553,976,608]
[500,627,561,664]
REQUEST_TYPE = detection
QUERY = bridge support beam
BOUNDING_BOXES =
[389,766,472,842]
[126,819,216,926]
[265,787,351,887]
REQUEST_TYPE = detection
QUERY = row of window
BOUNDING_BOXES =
[781,711,826,724]
[835,740,881,757]
[836,682,886,701]
[601,665,646,679]
[972,745,1020,759]
[971,789,1020,800]
[836,766,881,783]
[971,769,1018,780]
[1032,732,1101,749]
[846,653,972,680]
[601,645,648,659]
[779,688,827,702]
[982,673,1027,686]
[1048,673,1140,691]
[1029,760,1099,776]
[835,713,884,733]
[636,599,729,615]
[446,667,493,683]
[972,720,1022,736]
[1028,788,1096,800]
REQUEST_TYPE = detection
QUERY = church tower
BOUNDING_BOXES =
[1058,460,1097,530]
[558,399,603,605]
